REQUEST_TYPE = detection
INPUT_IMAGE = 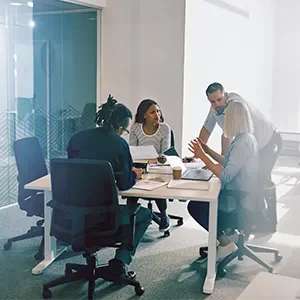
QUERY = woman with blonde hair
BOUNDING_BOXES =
[187,100,259,261]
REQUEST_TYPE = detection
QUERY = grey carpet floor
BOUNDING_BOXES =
[1,156,300,300]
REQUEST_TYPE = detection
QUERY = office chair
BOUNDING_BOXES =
[42,159,144,300]
[259,129,282,232]
[199,190,282,277]
[146,130,183,237]
[3,137,47,260]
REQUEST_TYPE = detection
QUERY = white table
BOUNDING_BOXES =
[237,272,300,300]
[25,172,221,294]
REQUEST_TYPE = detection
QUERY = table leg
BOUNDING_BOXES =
[32,190,66,275]
[203,200,218,294]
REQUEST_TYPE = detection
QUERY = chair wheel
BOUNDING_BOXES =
[42,289,52,299]
[37,220,44,227]
[217,268,226,277]
[275,254,283,262]
[34,252,44,261]
[164,230,170,237]
[177,219,183,226]
[135,285,145,296]
[268,267,274,273]
[3,241,12,250]
[199,247,208,259]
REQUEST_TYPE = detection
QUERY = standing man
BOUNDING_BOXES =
[199,82,282,182]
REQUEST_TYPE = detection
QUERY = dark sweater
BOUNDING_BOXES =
[67,127,136,190]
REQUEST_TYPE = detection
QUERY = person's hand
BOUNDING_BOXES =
[197,138,210,154]
[132,167,143,179]
[188,138,206,160]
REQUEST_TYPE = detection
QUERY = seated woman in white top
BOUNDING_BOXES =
[129,99,171,232]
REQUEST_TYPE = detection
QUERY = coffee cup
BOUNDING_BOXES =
[172,166,182,180]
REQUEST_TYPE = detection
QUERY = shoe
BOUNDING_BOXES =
[216,242,238,262]
[159,215,170,232]
[108,259,136,279]
[226,230,239,244]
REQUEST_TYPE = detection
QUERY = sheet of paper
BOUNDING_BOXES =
[129,145,158,160]
[132,179,168,191]
[167,179,210,190]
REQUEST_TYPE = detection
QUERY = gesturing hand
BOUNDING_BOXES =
[188,138,206,160]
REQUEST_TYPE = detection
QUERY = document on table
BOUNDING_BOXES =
[129,145,158,160]
[132,177,168,191]
[167,179,210,190]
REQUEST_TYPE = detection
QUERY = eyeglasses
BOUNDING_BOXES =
[122,127,129,134]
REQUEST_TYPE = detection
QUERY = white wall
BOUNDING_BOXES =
[182,0,275,156]
[101,0,276,155]
[101,0,186,152]
[272,0,300,132]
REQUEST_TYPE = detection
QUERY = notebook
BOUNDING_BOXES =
[132,177,168,191]
[129,145,158,160]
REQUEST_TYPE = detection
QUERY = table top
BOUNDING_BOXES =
[236,272,300,300]
[25,172,221,202]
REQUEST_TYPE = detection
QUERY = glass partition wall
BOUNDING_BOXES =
[0,0,98,207]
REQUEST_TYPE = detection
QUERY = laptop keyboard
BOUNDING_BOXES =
[185,169,202,179]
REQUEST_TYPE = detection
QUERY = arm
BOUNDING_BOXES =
[129,123,138,146]
[205,144,225,165]
[200,155,223,178]
[199,109,216,142]
[160,124,171,153]
[221,133,232,155]
[189,139,223,177]
[67,137,79,158]
[199,126,211,143]
[116,140,137,191]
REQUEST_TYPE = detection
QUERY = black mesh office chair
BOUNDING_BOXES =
[199,190,282,277]
[3,137,47,260]
[145,130,183,237]
[42,159,144,300]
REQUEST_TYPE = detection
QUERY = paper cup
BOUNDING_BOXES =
[172,166,182,180]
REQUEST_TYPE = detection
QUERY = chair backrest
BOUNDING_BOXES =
[50,158,121,246]
[14,137,48,185]
[14,137,48,211]
[171,129,175,148]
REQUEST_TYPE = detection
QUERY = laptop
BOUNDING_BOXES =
[163,146,180,157]
[167,156,213,181]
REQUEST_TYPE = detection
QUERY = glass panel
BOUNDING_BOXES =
[0,0,98,208]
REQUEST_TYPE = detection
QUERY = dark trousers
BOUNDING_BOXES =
[187,201,237,236]
[127,197,167,213]
[115,205,152,265]
[259,129,282,182]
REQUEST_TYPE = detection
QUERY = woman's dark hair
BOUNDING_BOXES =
[94,94,132,130]
[134,99,164,123]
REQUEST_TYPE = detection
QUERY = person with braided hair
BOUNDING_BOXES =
[67,95,152,279]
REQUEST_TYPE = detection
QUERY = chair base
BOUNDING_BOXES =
[3,219,44,260]
[42,253,144,300]
[199,233,283,276]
